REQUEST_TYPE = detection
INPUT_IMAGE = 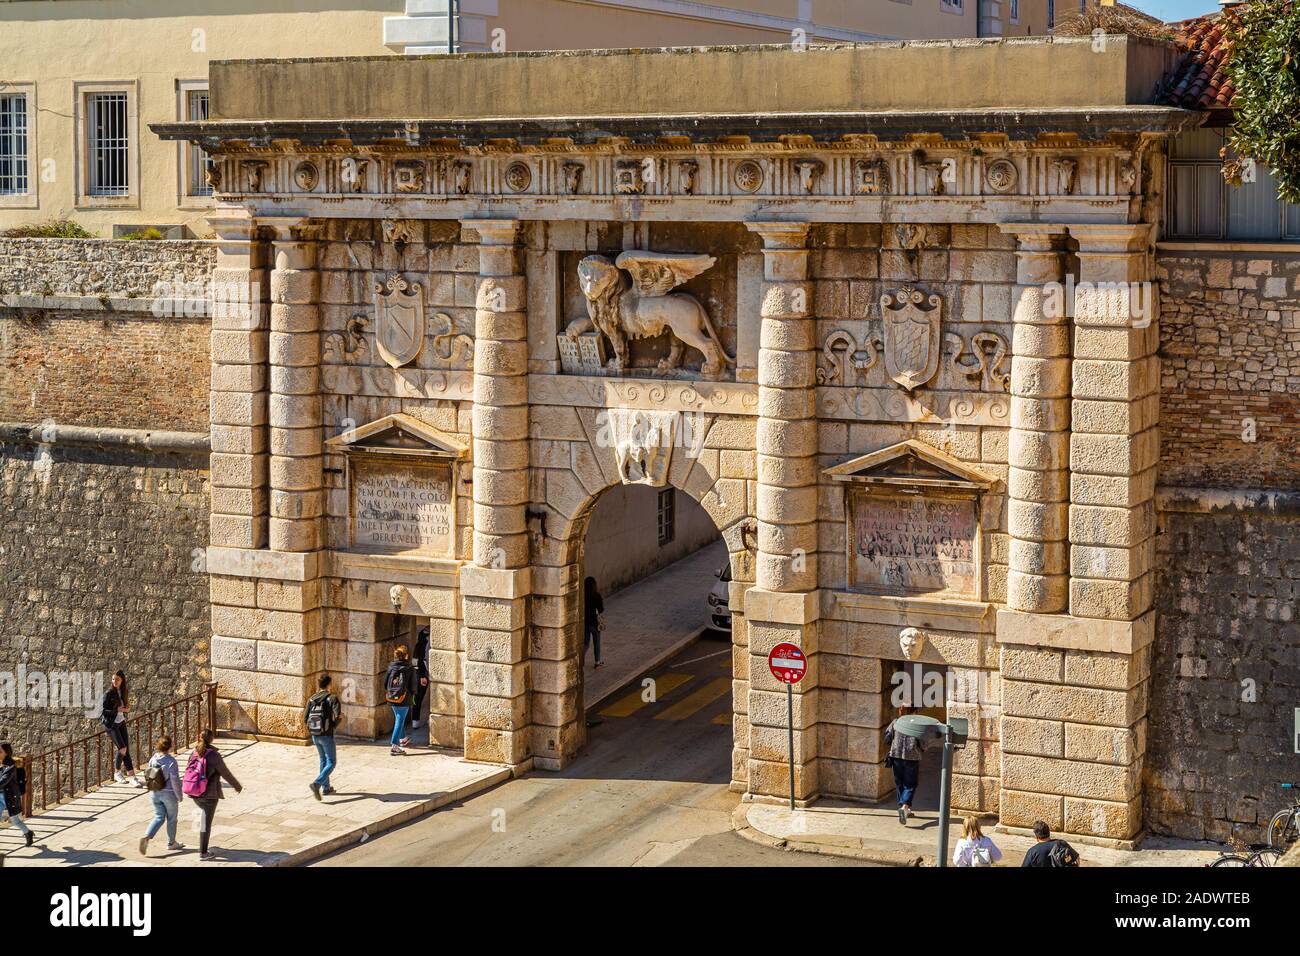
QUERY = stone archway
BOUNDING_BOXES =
[526,404,757,783]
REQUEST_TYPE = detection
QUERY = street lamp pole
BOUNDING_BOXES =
[937,723,954,868]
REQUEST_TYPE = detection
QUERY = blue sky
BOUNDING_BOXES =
[1124,0,1222,21]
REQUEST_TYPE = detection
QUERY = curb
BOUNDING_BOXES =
[729,804,929,867]
[275,765,512,867]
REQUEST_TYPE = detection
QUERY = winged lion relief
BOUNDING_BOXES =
[563,251,735,380]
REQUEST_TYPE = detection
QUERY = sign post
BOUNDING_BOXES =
[768,642,807,811]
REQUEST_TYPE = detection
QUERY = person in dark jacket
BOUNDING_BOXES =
[409,627,431,730]
[0,743,35,848]
[884,705,924,825]
[583,576,605,668]
[184,728,243,862]
[102,670,143,788]
[385,646,417,756]
[306,674,342,801]
[1021,820,1079,867]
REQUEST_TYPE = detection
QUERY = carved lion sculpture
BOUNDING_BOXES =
[565,251,735,379]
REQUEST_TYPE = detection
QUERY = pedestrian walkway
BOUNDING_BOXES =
[584,538,729,708]
[597,652,732,722]
[739,800,1224,867]
[0,737,508,867]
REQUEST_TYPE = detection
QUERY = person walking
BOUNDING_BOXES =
[102,670,144,788]
[583,576,605,669]
[884,705,924,825]
[384,646,417,756]
[305,674,342,800]
[0,743,35,849]
[139,735,184,856]
[1021,819,1081,867]
[952,815,1003,867]
[409,627,431,731]
[182,728,243,862]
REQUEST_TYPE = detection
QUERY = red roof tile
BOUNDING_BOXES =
[1160,11,1238,111]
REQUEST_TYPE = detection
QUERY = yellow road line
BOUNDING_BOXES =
[598,672,694,717]
[710,711,731,726]
[654,677,732,722]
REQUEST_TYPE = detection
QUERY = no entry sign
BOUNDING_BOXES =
[768,642,807,684]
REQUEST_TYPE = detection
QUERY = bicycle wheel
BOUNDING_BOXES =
[1267,810,1298,850]
[1249,848,1283,867]
[1210,854,1250,867]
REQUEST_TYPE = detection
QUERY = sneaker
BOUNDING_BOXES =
[113,771,126,784]
[309,783,322,802]
[322,788,337,796]
[131,776,145,789]
[390,746,406,756]
[595,660,605,668]
[167,842,185,851]
[25,831,34,848]
[199,852,215,862]
[399,737,411,749]
[897,806,907,825]
[904,806,912,822]
[138,837,149,856]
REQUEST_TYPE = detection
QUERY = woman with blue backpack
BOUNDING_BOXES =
[182,728,243,862]
[139,734,184,857]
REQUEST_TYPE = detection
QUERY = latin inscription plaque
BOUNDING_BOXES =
[850,491,977,596]
[352,459,453,556]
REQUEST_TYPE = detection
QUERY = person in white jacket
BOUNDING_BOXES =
[952,815,1003,867]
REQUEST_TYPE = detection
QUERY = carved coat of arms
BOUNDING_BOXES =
[880,287,942,392]
[373,274,425,369]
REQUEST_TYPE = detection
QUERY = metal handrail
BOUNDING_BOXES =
[17,681,217,817]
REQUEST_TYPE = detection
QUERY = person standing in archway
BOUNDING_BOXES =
[884,704,924,825]
[583,576,606,669]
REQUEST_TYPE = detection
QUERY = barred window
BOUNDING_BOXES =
[657,488,675,547]
[186,88,211,197]
[87,91,129,196]
[0,94,28,195]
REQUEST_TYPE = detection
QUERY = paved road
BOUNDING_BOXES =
[314,640,872,867]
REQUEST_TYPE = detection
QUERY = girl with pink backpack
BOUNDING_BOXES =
[183,728,243,862]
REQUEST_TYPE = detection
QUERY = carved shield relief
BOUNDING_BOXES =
[373,274,425,369]
[880,288,942,392]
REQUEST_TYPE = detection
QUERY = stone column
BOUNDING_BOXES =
[743,221,820,803]
[459,219,534,770]
[265,219,325,554]
[207,211,269,551]
[1001,225,1071,614]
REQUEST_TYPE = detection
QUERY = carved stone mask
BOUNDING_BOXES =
[899,627,925,661]
[389,585,408,610]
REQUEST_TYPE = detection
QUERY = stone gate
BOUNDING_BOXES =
[159,36,1203,845]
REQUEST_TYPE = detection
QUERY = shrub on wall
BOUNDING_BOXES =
[1224,0,1300,203]
[1,219,94,239]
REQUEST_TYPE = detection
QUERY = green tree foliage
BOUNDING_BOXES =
[1225,0,1300,203]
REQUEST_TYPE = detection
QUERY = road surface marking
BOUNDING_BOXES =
[710,711,731,726]
[673,647,732,668]
[654,677,732,722]
[598,672,694,717]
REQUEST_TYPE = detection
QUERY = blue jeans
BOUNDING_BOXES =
[145,792,178,843]
[892,758,920,808]
[390,705,410,747]
[312,735,337,788]
[1,807,31,836]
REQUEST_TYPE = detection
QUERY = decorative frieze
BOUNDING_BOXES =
[529,373,759,415]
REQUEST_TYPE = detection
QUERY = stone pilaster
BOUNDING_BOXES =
[744,221,820,803]
[459,219,534,770]
[1001,225,1071,615]
[207,211,269,551]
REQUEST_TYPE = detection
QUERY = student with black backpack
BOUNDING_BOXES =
[139,734,184,856]
[306,674,342,800]
[385,646,417,756]
[1020,819,1081,867]
[0,742,35,849]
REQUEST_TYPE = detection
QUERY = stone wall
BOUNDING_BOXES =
[0,237,213,756]
[1147,492,1300,842]
[0,439,211,756]
[1157,248,1300,490]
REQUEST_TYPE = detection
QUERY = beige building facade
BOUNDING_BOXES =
[1,0,1052,237]
[156,35,1199,846]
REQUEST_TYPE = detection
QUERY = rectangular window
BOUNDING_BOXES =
[1167,129,1300,242]
[657,488,675,547]
[186,89,211,197]
[1010,0,1019,22]
[0,94,29,195]
[87,91,129,196]
[1048,0,1054,29]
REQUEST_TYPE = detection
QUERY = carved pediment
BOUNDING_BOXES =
[823,439,998,492]
[325,413,466,460]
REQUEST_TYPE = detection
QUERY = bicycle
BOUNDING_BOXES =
[1208,835,1282,867]
[1266,783,1299,851]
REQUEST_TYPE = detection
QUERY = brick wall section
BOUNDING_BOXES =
[1148,501,1300,842]
[0,308,210,430]
[1157,249,1300,490]
[0,239,214,298]
[0,442,211,755]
